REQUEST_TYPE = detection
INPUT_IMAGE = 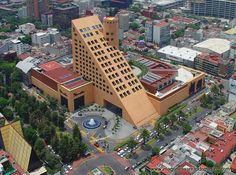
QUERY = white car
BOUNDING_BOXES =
[117,150,124,156]
[68,165,72,170]
[138,138,144,143]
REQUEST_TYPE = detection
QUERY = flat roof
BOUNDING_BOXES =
[158,45,201,62]
[44,67,77,83]
[194,38,230,55]
[224,28,236,35]
[155,0,183,5]
[40,61,62,72]
[175,67,194,82]
[62,77,88,89]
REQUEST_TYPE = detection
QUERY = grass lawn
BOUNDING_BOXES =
[147,138,156,146]
[101,166,114,175]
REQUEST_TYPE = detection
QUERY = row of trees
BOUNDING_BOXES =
[200,84,226,110]
[0,59,87,173]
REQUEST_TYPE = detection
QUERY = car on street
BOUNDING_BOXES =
[124,166,129,171]
[117,149,124,156]
[94,142,99,147]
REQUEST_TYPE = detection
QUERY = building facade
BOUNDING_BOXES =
[26,0,49,19]
[10,40,24,55]
[52,3,79,29]
[72,16,158,126]
[153,21,170,46]
[145,20,153,42]
[195,53,234,78]
[32,32,51,46]
[117,11,130,32]
[19,23,36,35]
[190,0,236,19]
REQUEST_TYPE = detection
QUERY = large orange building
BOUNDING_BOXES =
[72,16,158,127]
[29,15,205,127]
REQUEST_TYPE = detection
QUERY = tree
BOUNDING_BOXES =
[200,153,207,165]
[130,22,139,30]
[19,35,32,44]
[51,135,59,153]
[73,124,82,141]
[162,117,170,126]
[211,85,220,96]
[0,97,8,108]
[34,138,45,153]
[152,147,160,156]
[219,84,224,91]
[206,160,214,167]
[154,121,163,135]
[182,123,192,134]
[151,171,159,175]
[140,128,150,144]
[213,164,224,175]
[2,108,13,121]
[152,14,161,20]
[24,126,38,146]
[127,137,137,149]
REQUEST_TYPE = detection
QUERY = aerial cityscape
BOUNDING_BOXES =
[0,0,236,175]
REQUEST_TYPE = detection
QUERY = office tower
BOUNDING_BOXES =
[103,17,119,49]
[189,0,236,19]
[26,0,49,19]
[72,16,158,126]
[52,2,79,29]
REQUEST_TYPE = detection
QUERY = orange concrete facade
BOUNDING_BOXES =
[30,16,205,127]
[103,17,119,49]
[72,16,158,127]
[147,67,205,115]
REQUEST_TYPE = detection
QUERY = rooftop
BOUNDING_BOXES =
[155,21,169,27]
[194,38,230,55]
[44,67,77,84]
[39,61,62,72]
[224,27,236,35]
[158,45,201,62]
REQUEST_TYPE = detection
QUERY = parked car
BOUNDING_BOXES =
[94,142,99,147]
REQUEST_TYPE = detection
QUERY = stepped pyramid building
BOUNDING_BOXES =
[72,16,158,126]
[27,15,205,128]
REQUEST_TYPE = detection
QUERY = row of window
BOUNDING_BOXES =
[119,90,131,99]
[79,24,102,33]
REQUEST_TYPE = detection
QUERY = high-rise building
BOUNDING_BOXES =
[26,0,49,19]
[52,2,79,29]
[189,0,236,19]
[72,16,158,126]
[117,11,129,32]
[153,21,170,46]
[103,17,119,49]
[145,20,153,42]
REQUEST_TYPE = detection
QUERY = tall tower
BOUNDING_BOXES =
[72,16,158,127]
[103,17,119,49]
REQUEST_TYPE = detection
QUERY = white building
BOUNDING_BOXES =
[153,21,170,46]
[32,32,50,46]
[193,38,230,58]
[158,45,201,67]
[47,28,61,43]
[117,11,129,32]
[10,39,24,54]
[19,23,35,35]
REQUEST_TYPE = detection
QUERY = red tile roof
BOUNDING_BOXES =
[197,53,220,64]
[171,16,193,24]
[155,21,169,27]
[176,161,196,175]
[146,155,163,169]
[204,131,236,164]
